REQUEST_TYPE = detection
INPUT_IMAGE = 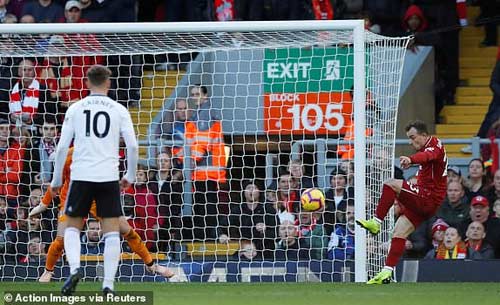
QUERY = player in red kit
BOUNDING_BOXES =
[356,120,448,284]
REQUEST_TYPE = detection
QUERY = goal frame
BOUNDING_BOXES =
[0,20,368,282]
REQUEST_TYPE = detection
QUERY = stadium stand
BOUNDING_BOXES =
[436,6,497,157]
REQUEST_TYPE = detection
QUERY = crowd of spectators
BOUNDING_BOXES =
[404,163,500,260]
[1,1,499,273]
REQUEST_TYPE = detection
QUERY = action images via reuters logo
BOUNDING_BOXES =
[3,291,153,305]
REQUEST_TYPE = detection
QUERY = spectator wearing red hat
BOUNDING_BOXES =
[430,218,449,250]
[436,181,470,229]
[465,221,495,259]
[459,195,500,258]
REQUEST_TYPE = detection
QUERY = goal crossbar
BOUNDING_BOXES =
[0,20,366,34]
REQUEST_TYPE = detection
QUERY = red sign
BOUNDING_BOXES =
[264,92,353,135]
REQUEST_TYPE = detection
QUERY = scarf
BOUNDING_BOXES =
[435,241,467,259]
[42,139,56,156]
[9,79,40,117]
[312,0,333,20]
[295,217,317,237]
[281,191,297,213]
[214,0,234,21]
[466,240,483,252]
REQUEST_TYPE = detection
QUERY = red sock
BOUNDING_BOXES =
[385,237,406,268]
[375,184,397,221]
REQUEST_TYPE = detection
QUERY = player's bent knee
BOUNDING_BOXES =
[384,179,404,192]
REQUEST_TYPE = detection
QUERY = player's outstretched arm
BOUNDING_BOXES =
[408,146,443,165]
[30,184,58,218]
[28,203,48,218]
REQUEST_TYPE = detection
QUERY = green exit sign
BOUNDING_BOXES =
[263,47,354,93]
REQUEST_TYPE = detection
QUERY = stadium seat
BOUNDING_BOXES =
[184,241,239,259]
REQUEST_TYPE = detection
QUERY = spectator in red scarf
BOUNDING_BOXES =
[311,0,334,20]
[424,227,475,259]
[31,118,58,185]
[465,221,495,259]
[276,172,299,214]
[211,0,235,21]
[9,59,55,130]
[296,210,327,259]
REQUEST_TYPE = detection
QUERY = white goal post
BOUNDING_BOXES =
[0,21,410,283]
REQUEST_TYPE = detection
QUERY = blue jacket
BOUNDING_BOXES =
[327,224,354,260]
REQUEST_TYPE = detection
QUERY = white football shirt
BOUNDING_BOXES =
[51,94,138,185]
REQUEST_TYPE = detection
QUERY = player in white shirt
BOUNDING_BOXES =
[50,65,138,296]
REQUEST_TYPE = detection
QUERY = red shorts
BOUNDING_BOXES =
[397,181,440,228]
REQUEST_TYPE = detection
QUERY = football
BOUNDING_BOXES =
[300,188,325,212]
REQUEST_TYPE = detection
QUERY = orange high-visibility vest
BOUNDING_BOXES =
[183,120,227,183]
[337,123,373,160]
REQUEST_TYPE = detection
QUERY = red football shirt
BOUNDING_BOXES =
[409,136,448,203]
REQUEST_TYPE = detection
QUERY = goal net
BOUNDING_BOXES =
[0,22,410,283]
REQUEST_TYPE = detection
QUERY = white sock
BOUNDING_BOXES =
[102,232,121,291]
[374,217,382,224]
[64,227,81,275]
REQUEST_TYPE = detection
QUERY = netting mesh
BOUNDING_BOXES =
[0,26,410,282]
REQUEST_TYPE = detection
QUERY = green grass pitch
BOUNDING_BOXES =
[0,282,499,305]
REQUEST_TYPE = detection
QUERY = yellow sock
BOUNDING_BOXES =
[46,236,64,271]
[123,229,153,265]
